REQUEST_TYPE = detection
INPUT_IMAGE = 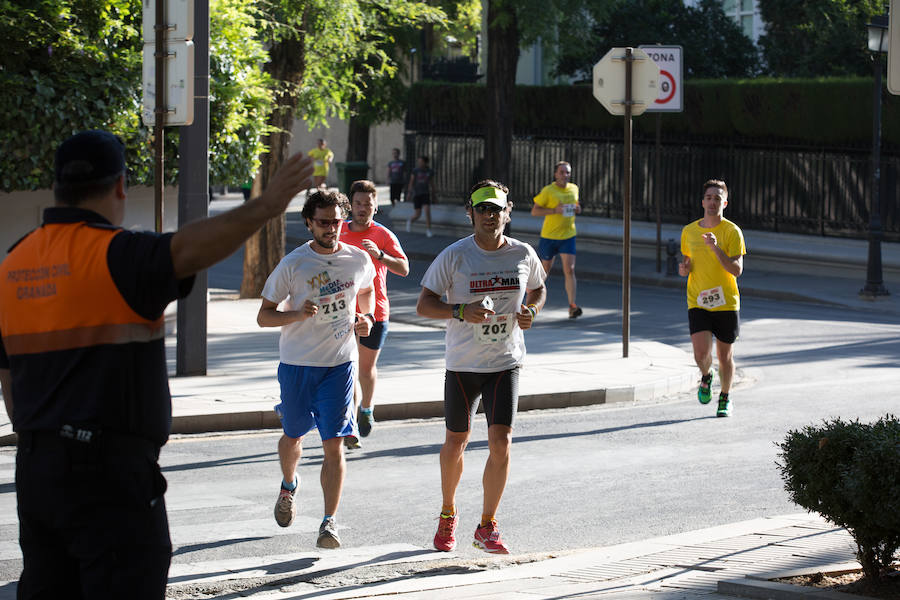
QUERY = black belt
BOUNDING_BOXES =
[17,427,160,463]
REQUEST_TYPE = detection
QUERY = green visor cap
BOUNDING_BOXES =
[470,186,508,208]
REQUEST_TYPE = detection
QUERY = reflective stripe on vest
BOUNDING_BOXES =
[0,222,164,356]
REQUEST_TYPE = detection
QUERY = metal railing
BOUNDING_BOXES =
[404,131,900,240]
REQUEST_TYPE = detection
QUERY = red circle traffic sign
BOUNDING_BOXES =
[655,69,676,104]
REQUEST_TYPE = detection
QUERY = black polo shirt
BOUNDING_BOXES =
[0,207,194,446]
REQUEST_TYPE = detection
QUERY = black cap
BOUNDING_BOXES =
[54,130,126,188]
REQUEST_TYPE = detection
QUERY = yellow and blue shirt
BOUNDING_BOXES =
[533,182,579,240]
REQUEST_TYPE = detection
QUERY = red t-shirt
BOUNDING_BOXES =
[339,221,407,321]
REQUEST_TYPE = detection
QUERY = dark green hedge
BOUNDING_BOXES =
[778,415,900,579]
[408,78,900,149]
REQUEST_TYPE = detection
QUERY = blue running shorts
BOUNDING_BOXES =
[359,320,389,351]
[537,236,576,261]
[275,362,356,440]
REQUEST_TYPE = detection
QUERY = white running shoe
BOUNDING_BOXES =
[317,516,341,548]
[274,479,298,527]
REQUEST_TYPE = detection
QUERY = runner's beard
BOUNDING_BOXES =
[314,232,338,249]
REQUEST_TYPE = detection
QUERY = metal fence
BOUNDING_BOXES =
[404,132,900,241]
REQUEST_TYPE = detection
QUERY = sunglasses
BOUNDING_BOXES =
[311,218,343,228]
[473,203,503,214]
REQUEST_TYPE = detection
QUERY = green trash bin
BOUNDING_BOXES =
[335,162,370,195]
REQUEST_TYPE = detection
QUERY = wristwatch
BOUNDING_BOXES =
[451,303,466,322]
[378,250,385,260]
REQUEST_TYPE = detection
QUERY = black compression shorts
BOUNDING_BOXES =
[443,368,520,432]
[688,308,740,344]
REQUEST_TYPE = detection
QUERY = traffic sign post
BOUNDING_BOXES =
[142,0,210,375]
[142,0,195,231]
[639,45,684,273]
[593,47,659,358]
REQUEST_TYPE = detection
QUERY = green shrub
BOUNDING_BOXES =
[408,78,900,149]
[777,415,900,579]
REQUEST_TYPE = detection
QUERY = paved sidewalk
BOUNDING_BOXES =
[160,512,859,599]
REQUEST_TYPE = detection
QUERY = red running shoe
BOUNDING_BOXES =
[433,513,458,551]
[473,520,510,554]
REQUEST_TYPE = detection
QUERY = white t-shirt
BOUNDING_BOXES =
[420,235,546,372]
[262,242,375,367]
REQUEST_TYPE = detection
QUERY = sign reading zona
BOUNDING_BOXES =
[638,45,683,113]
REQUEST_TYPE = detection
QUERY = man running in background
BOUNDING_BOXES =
[258,190,375,549]
[417,180,546,555]
[531,161,582,318]
[386,148,405,206]
[678,179,746,417]
[340,180,409,441]
[308,138,334,191]
[406,156,436,238]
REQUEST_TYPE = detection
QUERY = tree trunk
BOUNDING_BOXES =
[240,31,307,298]
[485,0,518,187]
[346,111,370,163]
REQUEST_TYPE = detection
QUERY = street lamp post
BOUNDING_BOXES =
[861,15,891,298]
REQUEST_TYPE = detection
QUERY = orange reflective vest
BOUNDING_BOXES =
[0,222,164,357]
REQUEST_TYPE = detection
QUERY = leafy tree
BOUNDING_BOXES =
[553,0,759,80]
[345,1,446,163]
[208,0,274,186]
[240,0,460,296]
[0,0,146,191]
[417,0,481,75]
[0,0,278,191]
[482,0,595,186]
[481,0,759,186]
[436,0,481,58]
[758,0,888,77]
[240,0,368,297]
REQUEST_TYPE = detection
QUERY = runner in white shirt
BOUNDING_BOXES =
[417,179,546,555]
[258,190,375,549]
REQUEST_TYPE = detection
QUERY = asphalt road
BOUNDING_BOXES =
[152,267,900,562]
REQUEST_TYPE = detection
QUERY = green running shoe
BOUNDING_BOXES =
[698,372,713,404]
[716,392,731,417]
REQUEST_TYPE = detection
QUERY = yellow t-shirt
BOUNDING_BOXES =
[533,182,579,240]
[308,148,334,176]
[680,218,746,311]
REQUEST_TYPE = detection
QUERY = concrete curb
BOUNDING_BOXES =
[718,577,870,599]
[166,367,694,436]
[718,561,870,600]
